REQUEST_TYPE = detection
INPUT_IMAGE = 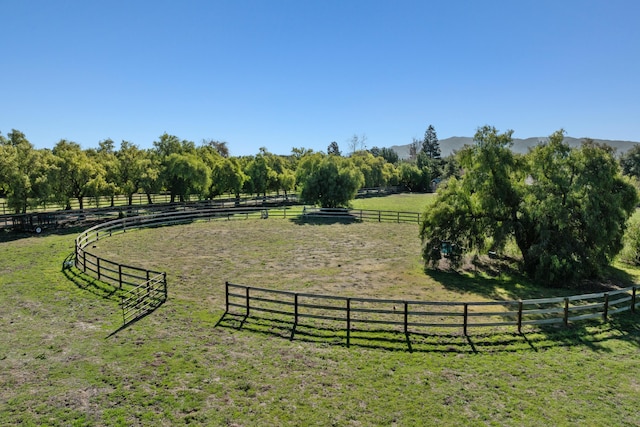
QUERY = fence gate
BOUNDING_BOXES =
[121,273,167,325]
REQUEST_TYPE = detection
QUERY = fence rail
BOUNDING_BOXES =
[0,192,300,216]
[121,273,167,324]
[72,204,639,342]
[224,282,639,346]
[302,207,422,224]
[75,247,165,289]
[1,194,299,232]
[1,186,400,217]
[74,205,315,324]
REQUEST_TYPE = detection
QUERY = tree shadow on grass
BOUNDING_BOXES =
[606,315,640,348]
[215,310,640,353]
[425,257,637,302]
[0,225,87,243]
[426,268,561,302]
[423,260,640,351]
[288,216,359,226]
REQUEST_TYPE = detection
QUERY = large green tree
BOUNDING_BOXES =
[244,153,274,199]
[163,153,210,202]
[379,147,399,165]
[210,157,247,201]
[350,151,396,188]
[620,144,640,180]
[420,127,638,287]
[138,149,163,204]
[153,133,203,202]
[115,141,151,205]
[86,139,119,207]
[0,130,54,213]
[299,156,364,208]
[51,140,103,210]
[397,162,428,192]
[263,152,295,198]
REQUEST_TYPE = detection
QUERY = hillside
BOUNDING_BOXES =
[390,136,640,159]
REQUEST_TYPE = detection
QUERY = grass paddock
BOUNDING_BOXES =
[1,209,640,425]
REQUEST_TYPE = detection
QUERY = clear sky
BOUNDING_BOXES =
[2,0,639,156]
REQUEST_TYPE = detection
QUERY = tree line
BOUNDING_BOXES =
[5,125,640,287]
[0,126,454,213]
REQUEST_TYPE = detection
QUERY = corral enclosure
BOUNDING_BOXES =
[90,218,444,305]
[89,214,640,338]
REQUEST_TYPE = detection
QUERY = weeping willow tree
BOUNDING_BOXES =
[421,126,638,287]
[299,155,364,208]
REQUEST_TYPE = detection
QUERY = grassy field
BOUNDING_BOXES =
[351,192,437,212]
[1,197,640,426]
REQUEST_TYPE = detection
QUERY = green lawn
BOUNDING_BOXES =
[2,212,640,425]
[351,192,437,213]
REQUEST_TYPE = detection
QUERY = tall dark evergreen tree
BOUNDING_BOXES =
[327,141,341,156]
[422,125,441,159]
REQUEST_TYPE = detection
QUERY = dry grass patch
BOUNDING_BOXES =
[91,218,495,307]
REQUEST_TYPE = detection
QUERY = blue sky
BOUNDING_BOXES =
[2,0,639,156]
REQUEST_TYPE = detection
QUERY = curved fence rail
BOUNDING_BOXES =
[224,282,639,346]
[1,193,299,232]
[72,204,639,339]
[74,205,310,324]
[302,206,421,223]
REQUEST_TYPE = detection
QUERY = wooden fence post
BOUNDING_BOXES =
[603,293,609,321]
[118,265,123,289]
[225,282,229,313]
[83,250,86,273]
[404,302,408,335]
[632,287,637,314]
[463,303,468,335]
[97,258,101,280]
[294,293,299,326]
[246,287,250,316]
[563,298,569,327]
[346,298,351,347]
[517,300,523,334]
[163,272,167,300]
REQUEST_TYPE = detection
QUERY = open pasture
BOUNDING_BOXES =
[350,192,437,213]
[1,213,640,425]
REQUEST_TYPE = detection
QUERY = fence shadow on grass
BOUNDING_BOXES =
[105,310,156,339]
[215,311,639,354]
[61,252,167,337]
[61,252,127,301]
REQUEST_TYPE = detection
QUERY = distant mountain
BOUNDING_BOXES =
[389,137,640,160]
